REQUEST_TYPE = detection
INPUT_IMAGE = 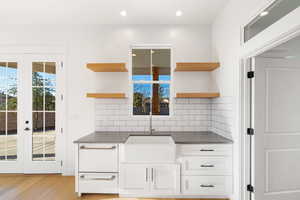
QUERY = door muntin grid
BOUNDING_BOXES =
[0,62,18,161]
[32,62,56,161]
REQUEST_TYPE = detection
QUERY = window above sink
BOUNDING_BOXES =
[131,46,171,116]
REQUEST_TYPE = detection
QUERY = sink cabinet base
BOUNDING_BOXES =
[75,142,233,198]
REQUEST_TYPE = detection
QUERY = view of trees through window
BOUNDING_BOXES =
[132,49,171,115]
[32,62,56,161]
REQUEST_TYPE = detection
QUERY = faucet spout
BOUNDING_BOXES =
[149,112,155,135]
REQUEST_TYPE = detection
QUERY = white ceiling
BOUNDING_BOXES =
[0,0,228,25]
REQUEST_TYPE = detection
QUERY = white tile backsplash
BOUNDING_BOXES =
[94,97,233,136]
[209,96,233,138]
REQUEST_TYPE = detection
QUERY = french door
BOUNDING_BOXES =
[0,54,63,173]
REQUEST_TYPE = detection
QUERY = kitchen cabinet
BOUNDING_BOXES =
[177,144,233,195]
[119,163,180,195]
[78,173,118,194]
[150,164,180,195]
[75,143,119,196]
[79,143,118,172]
[74,139,233,198]
[181,175,232,195]
[119,164,149,194]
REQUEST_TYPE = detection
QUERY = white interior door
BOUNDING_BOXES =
[253,57,300,200]
[23,55,63,173]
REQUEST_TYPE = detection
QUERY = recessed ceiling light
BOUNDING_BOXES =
[120,10,127,17]
[176,10,182,17]
[260,11,269,17]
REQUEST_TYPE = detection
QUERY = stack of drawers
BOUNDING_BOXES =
[177,144,232,195]
[77,143,119,195]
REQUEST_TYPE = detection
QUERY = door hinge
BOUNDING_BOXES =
[60,160,63,166]
[60,127,63,134]
[247,71,254,78]
[247,128,254,135]
[61,62,63,68]
[61,94,63,101]
[247,184,254,192]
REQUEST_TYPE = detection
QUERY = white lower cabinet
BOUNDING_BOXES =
[76,142,233,197]
[119,163,180,195]
[119,164,149,194]
[79,173,119,194]
[178,144,233,197]
[75,143,119,196]
[79,143,118,172]
[181,175,232,195]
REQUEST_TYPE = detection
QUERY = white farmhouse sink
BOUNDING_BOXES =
[120,135,176,163]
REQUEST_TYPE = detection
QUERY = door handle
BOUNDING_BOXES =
[24,127,30,131]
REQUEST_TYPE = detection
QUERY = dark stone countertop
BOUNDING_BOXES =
[73,131,233,144]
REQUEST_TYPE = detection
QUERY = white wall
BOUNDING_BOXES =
[0,24,214,174]
[212,0,300,200]
[212,2,262,198]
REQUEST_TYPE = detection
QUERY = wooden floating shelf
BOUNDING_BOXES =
[86,93,126,98]
[87,63,128,72]
[175,62,220,72]
[176,93,220,98]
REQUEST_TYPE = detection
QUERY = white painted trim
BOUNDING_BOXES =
[129,44,173,118]
[242,6,300,58]
[0,44,67,174]
[240,0,277,45]
[239,26,300,200]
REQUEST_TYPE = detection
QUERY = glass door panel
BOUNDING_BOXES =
[0,62,18,161]
[32,62,56,161]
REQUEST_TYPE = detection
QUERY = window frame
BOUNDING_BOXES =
[129,44,173,118]
[241,0,279,45]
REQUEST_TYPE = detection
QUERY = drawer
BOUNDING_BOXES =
[78,173,118,194]
[179,156,232,175]
[181,176,232,195]
[79,143,118,172]
[178,144,232,156]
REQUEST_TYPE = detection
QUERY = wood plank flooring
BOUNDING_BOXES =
[0,174,229,200]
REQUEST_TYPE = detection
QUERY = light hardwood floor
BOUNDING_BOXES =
[0,174,228,200]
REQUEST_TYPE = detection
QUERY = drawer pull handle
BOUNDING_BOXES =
[200,164,215,168]
[200,184,215,188]
[200,149,214,152]
[80,175,116,181]
[80,145,116,150]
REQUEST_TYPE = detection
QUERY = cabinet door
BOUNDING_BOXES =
[150,164,180,195]
[119,164,149,194]
[79,143,118,172]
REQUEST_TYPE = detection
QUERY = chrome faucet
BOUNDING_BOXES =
[149,112,155,135]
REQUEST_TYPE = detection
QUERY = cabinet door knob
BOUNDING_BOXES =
[80,145,116,150]
[200,184,215,188]
[200,149,214,152]
[200,164,215,168]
